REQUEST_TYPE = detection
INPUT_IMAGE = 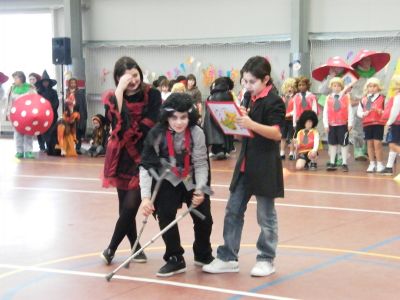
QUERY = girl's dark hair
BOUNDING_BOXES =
[176,75,187,83]
[113,56,144,87]
[241,56,272,86]
[159,78,169,88]
[212,77,234,92]
[29,73,41,82]
[168,79,176,91]
[187,74,197,87]
[12,71,26,83]
[159,93,199,127]
[153,75,167,88]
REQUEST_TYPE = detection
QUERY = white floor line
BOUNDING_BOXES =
[6,174,400,199]
[4,186,400,215]
[0,264,299,300]
[210,198,400,216]
[9,174,100,181]
[212,184,400,199]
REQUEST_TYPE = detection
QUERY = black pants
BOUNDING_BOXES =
[155,181,213,262]
[108,188,142,251]
[37,135,46,150]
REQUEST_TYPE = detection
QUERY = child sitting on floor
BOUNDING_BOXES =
[294,110,320,171]
[87,114,109,157]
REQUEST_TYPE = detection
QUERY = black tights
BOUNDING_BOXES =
[108,188,142,252]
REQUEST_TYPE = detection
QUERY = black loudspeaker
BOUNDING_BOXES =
[52,37,72,65]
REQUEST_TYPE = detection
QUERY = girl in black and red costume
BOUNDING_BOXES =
[101,56,162,265]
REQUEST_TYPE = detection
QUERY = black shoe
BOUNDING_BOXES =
[101,248,115,265]
[326,163,337,171]
[309,162,317,171]
[379,167,393,176]
[156,256,186,277]
[341,164,349,172]
[130,250,147,263]
[280,155,286,160]
[194,255,215,267]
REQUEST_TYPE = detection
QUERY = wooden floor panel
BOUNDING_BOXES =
[1,138,399,300]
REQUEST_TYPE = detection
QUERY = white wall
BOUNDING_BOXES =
[83,0,291,42]
[309,0,400,33]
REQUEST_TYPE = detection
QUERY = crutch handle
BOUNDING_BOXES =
[189,206,206,220]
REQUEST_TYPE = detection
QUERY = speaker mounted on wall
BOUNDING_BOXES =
[52,37,72,65]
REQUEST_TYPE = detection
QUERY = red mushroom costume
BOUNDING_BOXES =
[9,93,54,136]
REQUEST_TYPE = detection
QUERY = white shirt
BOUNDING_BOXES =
[386,94,400,126]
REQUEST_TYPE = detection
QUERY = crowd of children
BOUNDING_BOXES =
[2,51,400,281]
[279,50,399,178]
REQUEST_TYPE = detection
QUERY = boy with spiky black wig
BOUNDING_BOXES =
[295,110,320,171]
[140,93,214,277]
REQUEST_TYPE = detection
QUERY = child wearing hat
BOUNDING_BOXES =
[294,110,320,171]
[323,77,353,172]
[350,49,391,161]
[357,77,386,173]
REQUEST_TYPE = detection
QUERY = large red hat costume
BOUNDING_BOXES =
[351,49,390,72]
[0,72,9,85]
[9,93,54,136]
[312,56,358,81]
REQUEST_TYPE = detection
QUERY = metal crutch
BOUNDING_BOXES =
[105,186,210,281]
[123,166,171,270]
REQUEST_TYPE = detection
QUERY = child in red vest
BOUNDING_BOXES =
[280,77,298,160]
[295,110,320,171]
[323,77,353,172]
[292,76,318,129]
[381,75,400,176]
[357,78,386,172]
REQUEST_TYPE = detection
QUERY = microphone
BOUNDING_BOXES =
[242,91,251,109]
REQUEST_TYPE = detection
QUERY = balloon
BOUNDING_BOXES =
[174,68,180,77]
[10,94,54,136]
[180,63,186,73]
[226,70,231,78]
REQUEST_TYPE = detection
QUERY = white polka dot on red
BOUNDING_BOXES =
[10,94,54,136]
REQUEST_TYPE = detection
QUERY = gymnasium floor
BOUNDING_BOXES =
[0,137,399,300]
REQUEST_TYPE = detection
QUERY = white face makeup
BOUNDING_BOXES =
[241,72,269,96]
[168,111,189,133]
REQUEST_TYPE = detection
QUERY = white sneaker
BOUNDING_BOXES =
[250,261,275,277]
[376,164,385,173]
[202,258,239,273]
[366,164,376,173]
